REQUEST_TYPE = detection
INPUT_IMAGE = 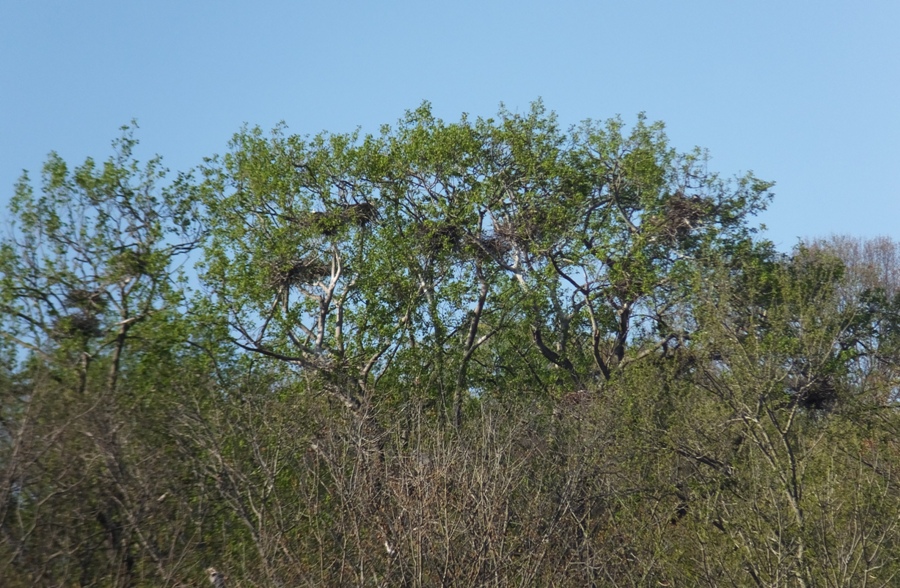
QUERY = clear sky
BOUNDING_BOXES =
[2,1,898,250]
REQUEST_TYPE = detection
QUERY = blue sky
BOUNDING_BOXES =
[2,1,898,250]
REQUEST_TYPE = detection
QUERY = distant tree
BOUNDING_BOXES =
[634,243,900,587]
[805,234,900,297]
[793,236,900,406]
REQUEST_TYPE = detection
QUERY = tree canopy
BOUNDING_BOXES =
[1,105,899,587]
[197,102,773,422]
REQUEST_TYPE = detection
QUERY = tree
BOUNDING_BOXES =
[0,125,209,585]
[620,242,900,587]
[8,106,899,587]
[802,235,900,405]
[197,102,774,425]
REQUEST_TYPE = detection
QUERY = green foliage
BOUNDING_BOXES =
[0,125,214,586]
[2,106,899,587]
[196,102,774,425]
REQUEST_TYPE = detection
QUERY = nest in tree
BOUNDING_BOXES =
[54,312,103,339]
[269,256,331,289]
[292,211,345,237]
[109,249,152,278]
[494,219,518,242]
[341,202,378,226]
[788,374,838,411]
[474,235,512,261]
[606,258,645,297]
[658,345,699,378]
[493,218,536,250]
[291,203,378,236]
[64,288,107,310]
[494,208,554,250]
[658,193,712,242]
[552,389,594,420]
[417,222,464,255]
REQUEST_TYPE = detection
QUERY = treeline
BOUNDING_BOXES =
[1,104,899,587]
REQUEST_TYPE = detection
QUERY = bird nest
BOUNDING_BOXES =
[473,235,513,261]
[417,222,464,254]
[292,211,345,237]
[494,207,554,249]
[53,312,103,339]
[791,377,838,411]
[108,249,152,278]
[268,256,331,289]
[658,194,713,242]
[64,288,107,310]
[341,202,378,226]
[493,219,519,242]
[292,202,379,236]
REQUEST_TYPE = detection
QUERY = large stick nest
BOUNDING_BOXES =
[109,249,153,278]
[493,206,557,251]
[268,256,331,289]
[292,211,345,237]
[291,202,379,236]
[473,235,513,261]
[341,202,378,226]
[789,374,838,412]
[658,193,714,242]
[64,288,107,311]
[417,222,465,255]
[53,312,103,339]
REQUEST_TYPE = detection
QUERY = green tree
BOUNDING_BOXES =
[0,125,209,586]
[197,102,774,426]
[9,106,899,587]
[615,244,900,587]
